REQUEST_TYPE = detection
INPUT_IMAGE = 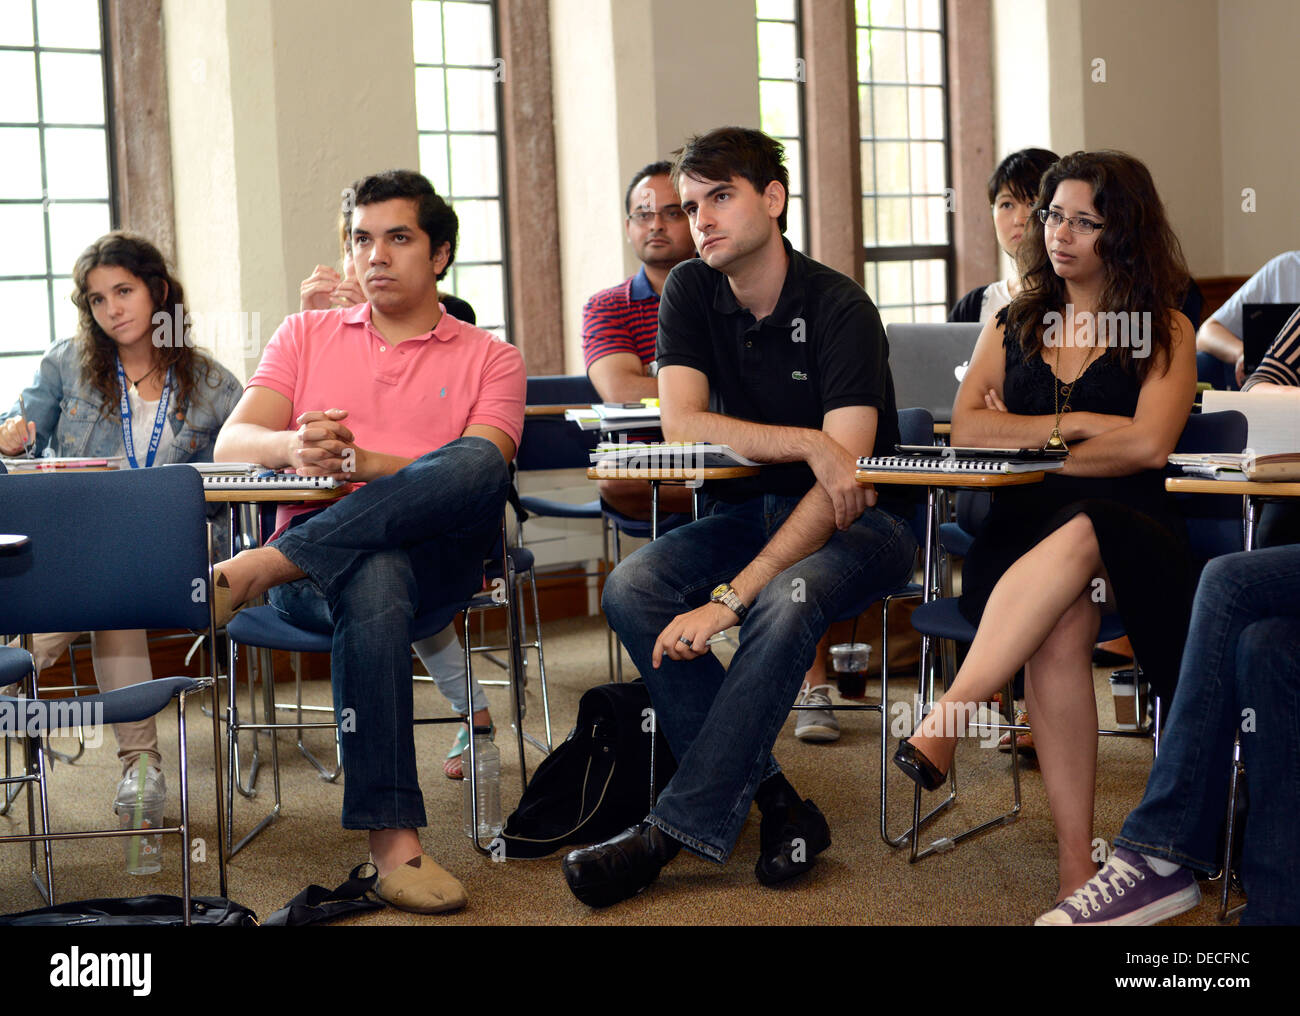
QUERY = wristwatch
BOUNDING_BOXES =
[709,582,749,622]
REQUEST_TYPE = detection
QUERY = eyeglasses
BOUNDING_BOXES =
[628,207,686,225]
[1037,208,1104,235]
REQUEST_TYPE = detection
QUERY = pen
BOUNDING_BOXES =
[17,396,33,458]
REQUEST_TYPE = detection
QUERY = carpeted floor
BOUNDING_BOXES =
[0,614,1239,925]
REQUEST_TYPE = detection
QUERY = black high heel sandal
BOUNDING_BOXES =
[892,739,947,791]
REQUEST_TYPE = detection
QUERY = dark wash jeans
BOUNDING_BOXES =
[1114,545,1300,924]
[603,493,917,862]
[268,437,509,830]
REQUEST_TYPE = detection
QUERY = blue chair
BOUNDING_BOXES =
[0,467,226,918]
[900,410,1250,862]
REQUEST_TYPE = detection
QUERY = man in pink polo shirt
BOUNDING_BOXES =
[213,170,524,914]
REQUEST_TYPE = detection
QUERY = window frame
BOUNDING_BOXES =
[855,0,957,321]
[0,0,119,359]
[411,0,514,339]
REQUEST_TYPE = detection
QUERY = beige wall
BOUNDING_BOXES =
[992,0,1224,277]
[1079,0,1222,276]
[164,0,419,379]
[551,0,759,372]
[1218,0,1300,275]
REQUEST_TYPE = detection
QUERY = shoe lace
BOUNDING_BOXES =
[1060,855,1144,915]
[801,684,833,705]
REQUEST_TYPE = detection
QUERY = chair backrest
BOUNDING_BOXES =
[895,407,934,547]
[1172,409,1249,561]
[0,465,211,633]
[517,375,601,473]
[525,374,599,407]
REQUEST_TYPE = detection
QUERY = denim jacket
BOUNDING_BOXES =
[4,339,243,462]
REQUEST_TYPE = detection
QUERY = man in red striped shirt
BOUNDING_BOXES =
[582,161,697,518]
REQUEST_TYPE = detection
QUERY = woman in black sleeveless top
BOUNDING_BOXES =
[893,151,1198,909]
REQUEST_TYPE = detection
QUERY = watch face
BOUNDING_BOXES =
[710,583,729,600]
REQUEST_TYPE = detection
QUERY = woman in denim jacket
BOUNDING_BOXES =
[0,232,241,821]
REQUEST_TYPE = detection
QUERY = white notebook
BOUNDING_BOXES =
[858,454,1064,474]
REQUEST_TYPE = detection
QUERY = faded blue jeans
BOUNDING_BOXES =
[268,437,509,829]
[603,494,917,862]
[1114,545,1300,925]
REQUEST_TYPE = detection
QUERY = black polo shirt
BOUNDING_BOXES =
[656,239,900,502]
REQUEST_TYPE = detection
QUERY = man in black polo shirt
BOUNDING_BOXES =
[562,126,917,907]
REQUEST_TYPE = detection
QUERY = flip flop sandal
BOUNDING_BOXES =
[998,709,1035,755]
[442,722,495,780]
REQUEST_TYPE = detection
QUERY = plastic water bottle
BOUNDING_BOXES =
[115,757,164,875]
[462,726,502,840]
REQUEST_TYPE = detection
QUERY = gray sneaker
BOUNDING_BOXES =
[794,685,840,743]
[1034,847,1200,926]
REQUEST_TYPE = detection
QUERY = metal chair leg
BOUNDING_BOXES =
[1218,733,1247,922]
[28,732,53,904]
[280,651,341,781]
[524,565,553,751]
[177,692,193,925]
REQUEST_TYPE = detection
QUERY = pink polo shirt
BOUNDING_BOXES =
[249,302,525,532]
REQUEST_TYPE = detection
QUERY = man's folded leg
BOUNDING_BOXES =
[273,436,509,604]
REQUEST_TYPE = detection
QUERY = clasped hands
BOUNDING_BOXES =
[287,409,366,479]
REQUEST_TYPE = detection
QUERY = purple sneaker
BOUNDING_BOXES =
[1034,847,1201,926]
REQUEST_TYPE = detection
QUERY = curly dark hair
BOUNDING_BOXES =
[71,232,225,419]
[1005,150,1191,380]
[672,127,790,233]
[346,169,458,281]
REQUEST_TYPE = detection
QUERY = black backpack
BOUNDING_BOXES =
[498,681,676,859]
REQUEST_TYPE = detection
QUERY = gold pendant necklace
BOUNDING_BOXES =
[1045,338,1093,453]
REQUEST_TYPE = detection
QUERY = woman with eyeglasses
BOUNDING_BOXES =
[891,151,1199,922]
[0,231,242,820]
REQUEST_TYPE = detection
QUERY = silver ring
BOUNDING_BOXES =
[678,635,692,645]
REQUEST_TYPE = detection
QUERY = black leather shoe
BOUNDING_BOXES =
[892,739,947,791]
[561,822,681,908]
[755,798,831,886]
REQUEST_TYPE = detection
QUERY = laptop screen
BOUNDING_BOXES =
[887,322,983,423]
[1242,303,1300,375]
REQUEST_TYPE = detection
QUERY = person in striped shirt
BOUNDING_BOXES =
[581,161,696,523]
[1241,307,1300,546]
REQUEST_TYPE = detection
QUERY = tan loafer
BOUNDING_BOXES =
[372,854,468,914]
[211,564,246,629]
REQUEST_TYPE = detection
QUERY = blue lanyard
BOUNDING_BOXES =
[115,359,173,469]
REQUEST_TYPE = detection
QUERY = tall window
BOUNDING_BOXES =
[857,0,952,324]
[0,0,114,397]
[411,0,511,339]
[754,0,807,253]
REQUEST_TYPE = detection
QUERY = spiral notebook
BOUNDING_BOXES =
[186,463,344,490]
[858,445,1067,474]
[200,473,344,490]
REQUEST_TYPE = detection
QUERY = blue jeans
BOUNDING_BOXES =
[1114,545,1300,924]
[268,437,509,829]
[603,494,917,862]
